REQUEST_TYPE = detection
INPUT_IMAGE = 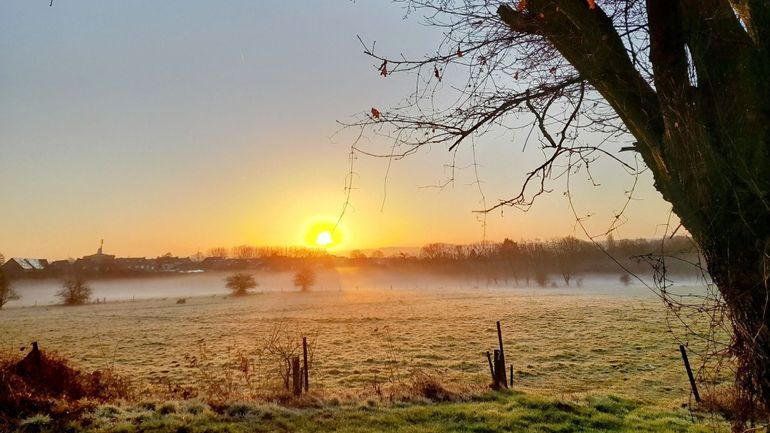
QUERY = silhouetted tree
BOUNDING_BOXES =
[232,245,257,259]
[356,1,770,420]
[57,277,92,305]
[533,269,549,289]
[552,236,584,286]
[0,269,19,310]
[208,247,228,258]
[349,250,367,260]
[293,268,316,292]
[225,273,258,296]
[421,243,454,262]
[497,238,522,285]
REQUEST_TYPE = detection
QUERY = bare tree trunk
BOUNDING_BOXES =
[704,237,770,421]
[730,292,770,419]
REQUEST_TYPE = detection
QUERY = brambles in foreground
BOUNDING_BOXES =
[225,273,258,296]
[0,343,131,430]
[293,268,316,292]
[262,323,315,397]
[57,277,92,305]
[0,269,20,309]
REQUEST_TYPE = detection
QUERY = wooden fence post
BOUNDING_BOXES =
[497,321,508,388]
[302,336,309,392]
[679,345,701,402]
[284,360,291,390]
[494,349,505,388]
[292,356,302,396]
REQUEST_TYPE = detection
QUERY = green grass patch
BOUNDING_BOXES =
[10,392,727,433]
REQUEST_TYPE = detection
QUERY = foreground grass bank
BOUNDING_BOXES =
[14,392,726,433]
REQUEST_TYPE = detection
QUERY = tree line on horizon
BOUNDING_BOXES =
[212,235,702,286]
[386,235,701,287]
[2,234,701,287]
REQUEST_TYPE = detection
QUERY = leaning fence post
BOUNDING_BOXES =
[497,321,508,388]
[679,344,701,402]
[486,351,495,383]
[510,364,514,387]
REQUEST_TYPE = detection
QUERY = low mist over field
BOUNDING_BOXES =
[7,270,674,307]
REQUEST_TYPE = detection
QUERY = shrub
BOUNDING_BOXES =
[225,273,258,296]
[57,277,92,305]
[293,268,316,292]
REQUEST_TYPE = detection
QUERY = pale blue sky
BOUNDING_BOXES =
[0,1,675,259]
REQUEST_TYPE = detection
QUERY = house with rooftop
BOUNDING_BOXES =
[1,257,49,277]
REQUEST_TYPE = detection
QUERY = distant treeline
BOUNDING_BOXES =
[2,236,702,284]
[224,235,703,286]
[339,235,702,286]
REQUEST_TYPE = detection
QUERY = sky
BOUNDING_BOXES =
[0,1,678,260]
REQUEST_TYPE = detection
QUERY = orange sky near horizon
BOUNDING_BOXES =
[0,1,679,261]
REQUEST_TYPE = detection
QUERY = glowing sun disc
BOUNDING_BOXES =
[301,217,347,249]
[316,231,333,246]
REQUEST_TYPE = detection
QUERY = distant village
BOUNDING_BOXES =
[1,241,263,278]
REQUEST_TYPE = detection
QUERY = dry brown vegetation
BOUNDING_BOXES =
[699,386,769,426]
[0,343,131,430]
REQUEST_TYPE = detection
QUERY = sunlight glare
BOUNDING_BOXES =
[302,217,347,250]
[316,230,333,246]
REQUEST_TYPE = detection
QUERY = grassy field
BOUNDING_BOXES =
[0,274,729,431]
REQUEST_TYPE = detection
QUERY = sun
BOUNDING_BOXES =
[301,217,346,249]
[315,230,333,247]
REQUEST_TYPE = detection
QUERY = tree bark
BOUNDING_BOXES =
[702,229,770,422]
